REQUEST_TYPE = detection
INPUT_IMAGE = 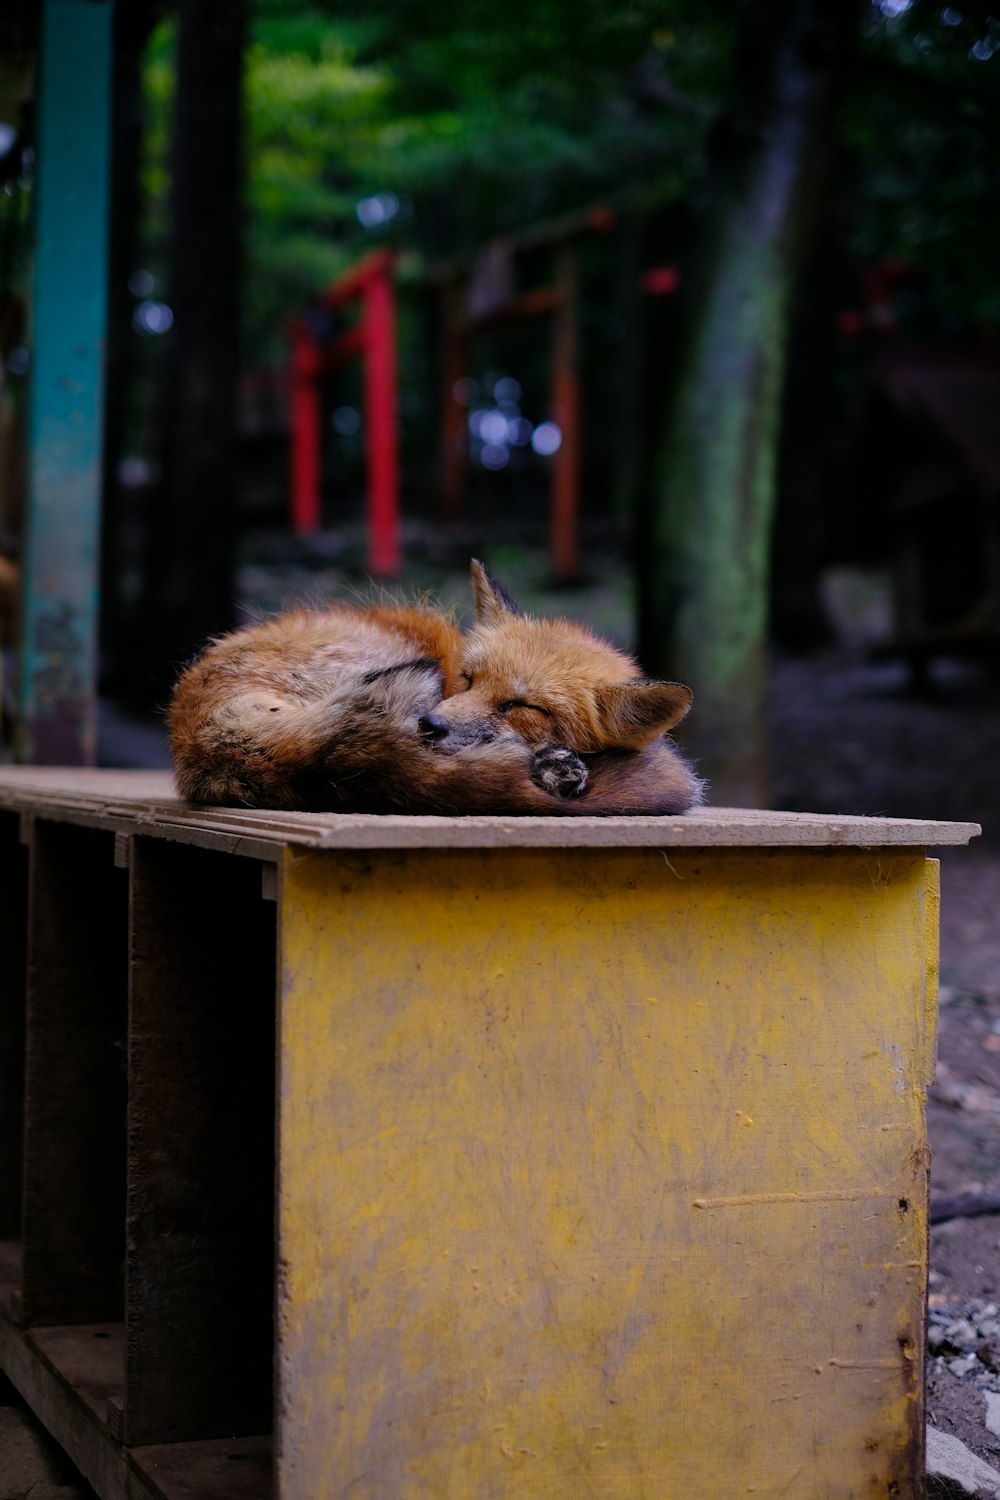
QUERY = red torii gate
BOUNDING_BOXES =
[286,229,679,582]
[433,207,617,584]
[287,249,400,576]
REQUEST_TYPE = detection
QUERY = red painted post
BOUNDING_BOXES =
[318,249,394,311]
[363,264,400,576]
[289,321,322,535]
[551,246,580,582]
[287,251,400,571]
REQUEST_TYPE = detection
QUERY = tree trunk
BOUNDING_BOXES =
[638,0,856,806]
[140,0,246,703]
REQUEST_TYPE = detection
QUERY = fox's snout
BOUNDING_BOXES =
[418,712,451,742]
[418,706,499,749]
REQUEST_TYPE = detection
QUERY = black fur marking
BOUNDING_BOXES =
[360,657,442,685]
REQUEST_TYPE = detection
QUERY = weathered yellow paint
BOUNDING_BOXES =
[923,857,941,1087]
[276,847,936,1498]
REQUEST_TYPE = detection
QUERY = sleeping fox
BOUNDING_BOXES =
[167,560,703,816]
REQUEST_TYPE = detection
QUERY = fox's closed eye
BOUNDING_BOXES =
[498,700,550,717]
[461,672,473,688]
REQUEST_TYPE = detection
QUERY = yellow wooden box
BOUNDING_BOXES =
[0,769,978,1499]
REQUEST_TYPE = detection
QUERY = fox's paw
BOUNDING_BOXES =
[532,745,588,799]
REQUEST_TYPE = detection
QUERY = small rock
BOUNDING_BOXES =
[926,1426,1000,1497]
[986,1393,1000,1438]
[979,1341,1000,1373]
[932,1078,1000,1114]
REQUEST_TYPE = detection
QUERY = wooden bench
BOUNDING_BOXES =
[0,768,979,1498]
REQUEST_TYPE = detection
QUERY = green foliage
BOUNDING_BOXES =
[137,0,999,358]
[243,21,394,348]
[140,1,741,357]
[139,20,175,276]
[343,0,737,239]
[850,0,1000,323]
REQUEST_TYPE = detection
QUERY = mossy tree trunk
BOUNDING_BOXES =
[638,0,856,806]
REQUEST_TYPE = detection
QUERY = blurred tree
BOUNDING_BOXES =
[141,0,247,700]
[638,0,859,807]
[100,2,164,696]
[766,1,1000,666]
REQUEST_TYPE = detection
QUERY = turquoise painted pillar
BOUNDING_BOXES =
[19,0,114,764]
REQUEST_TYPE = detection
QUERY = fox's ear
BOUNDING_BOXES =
[470,558,523,626]
[593,680,693,748]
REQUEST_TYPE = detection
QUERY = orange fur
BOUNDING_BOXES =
[167,561,703,815]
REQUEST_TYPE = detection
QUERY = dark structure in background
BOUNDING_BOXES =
[856,355,1000,681]
[126,0,247,707]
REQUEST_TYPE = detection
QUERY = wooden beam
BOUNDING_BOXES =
[124,840,275,1445]
[20,821,127,1326]
[0,1276,271,1500]
[424,203,616,287]
[0,814,27,1239]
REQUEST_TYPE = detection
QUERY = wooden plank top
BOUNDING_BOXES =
[0,766,981,852]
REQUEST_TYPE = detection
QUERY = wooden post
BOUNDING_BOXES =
[20,822,127,1326]
[289,322,323,535]
[123,839,275,1444]
[0,812,28,1240]
[288,253,401,574]
[18,0,113,764]
[364,263,400,577]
